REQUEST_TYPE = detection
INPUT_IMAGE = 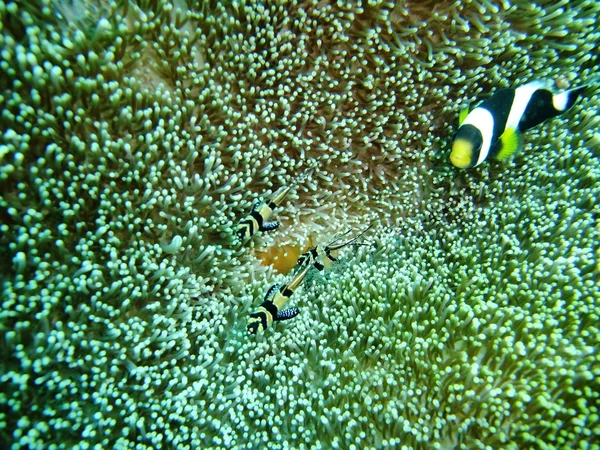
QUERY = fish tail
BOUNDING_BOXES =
[563,85,588,110]
[566,75,600,106]
[552,84,589,112]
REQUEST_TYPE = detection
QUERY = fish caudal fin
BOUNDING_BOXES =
[552,85,587,112]
[274,307,300,321]
[260,221,280,232]
[496,128,523,161]
[553,76,599,111]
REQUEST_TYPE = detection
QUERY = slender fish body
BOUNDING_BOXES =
[237,185,292,242]
[247,264,311,335]
[296,224,373,271]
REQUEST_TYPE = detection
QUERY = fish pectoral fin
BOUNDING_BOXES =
[458,105,470,126]
[274,307,300,322]
[260,221,280,232]
[496,128,523,161]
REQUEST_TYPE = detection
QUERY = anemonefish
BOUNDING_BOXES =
[296,224,373,271]
[236,184,292,243]
[247,264,311,335]
[450,79,589,168]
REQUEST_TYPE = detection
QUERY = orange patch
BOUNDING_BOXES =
[257,238,314,274]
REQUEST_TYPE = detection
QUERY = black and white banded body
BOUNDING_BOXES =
[450,79,589,169]
[236,185,292,243]
[247,264,311,335]
[296,224,373,271]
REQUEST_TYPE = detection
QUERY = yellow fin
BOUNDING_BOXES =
[496,128,522,160]
[458,106,470,125]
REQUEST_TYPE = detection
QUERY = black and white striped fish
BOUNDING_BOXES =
[296,224,373,271]
[236,185,292,243]
[247,264,311,335]
[450,79,590,169]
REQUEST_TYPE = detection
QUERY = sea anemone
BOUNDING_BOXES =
[1,0,599,448]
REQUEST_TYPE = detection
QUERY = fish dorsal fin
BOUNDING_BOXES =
[496,128,523,161]
[524,78,553,91]
[458,105,470,126]
[264,283,280,301]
